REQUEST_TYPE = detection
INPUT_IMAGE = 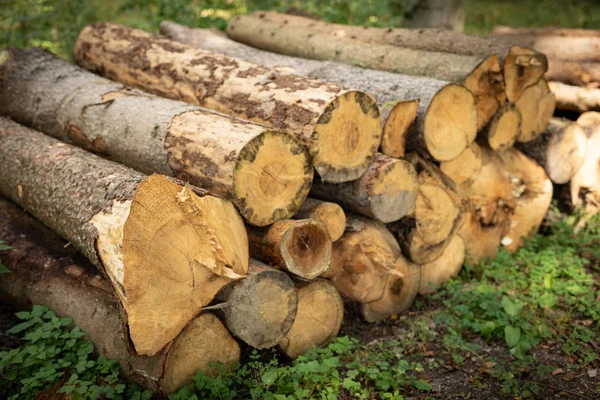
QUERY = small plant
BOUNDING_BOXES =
[0,239,11,274]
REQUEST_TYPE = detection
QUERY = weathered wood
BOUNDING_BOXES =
[292,198,346,241]
[515,118,587,184]
[310,154,418,223]
[381,99,420,158]
[278,280,344,359]
[75,22,382,183]
[216,259,297,349]
[325,215,402,303]
[0,118,248,356]
[484,103,522,151]
[548,81,600,113]
[0,48,313,227]
[440,143,483,187]
[246,219,332,279]
[0,197,239,394]
[503,46,549,103]
[160,22,478,161]
[515,79,556,143]
[419,234,465,295]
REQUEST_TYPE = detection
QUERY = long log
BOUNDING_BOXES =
[278,280,344,359]
[310,154,418,223]
[160,22,479,161]
[325,215,403,303]
[246,219,332,279]
[0,197,240,394]
[515,79,556,143]
[216,259,297,349]
[74,22,382,184]
[492,26,600,38]
[515,118,587,184]
[419,234,465,295]
[0,118,248,356]
[0,48,313,227]
[546,60,600,86]
[292,198,346,241]
[548,81,600,113]
[570,112,600,208]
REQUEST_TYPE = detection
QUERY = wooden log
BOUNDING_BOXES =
[278,280,344,359]
[160,22,479,161]
[515,79,556,143]
[216,259,297,349]
[74,22,382,184]
[388,157,465,264]
[515,118,587,184]
[292,198,346,241]
[310,154,418,223]
[440,142,483,188]
[503,46,549,103]
[246,219,331,279]
[360,253,420,323]
[0,118,248,356]
[0,197,240,394]
[419,234,465,295]
[548,81,600,113]
[546,60,600,86]
[325,215,402,303]
[492,26,600,38]
[458,209,505,263]
[570,112,600,208]
[484,103,522,151]
[0,48,313,227]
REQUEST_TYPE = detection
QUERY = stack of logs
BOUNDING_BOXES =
[0,15,598,395]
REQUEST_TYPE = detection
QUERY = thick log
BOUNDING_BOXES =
[388,158,465,264]
[310,154,418,223]
[440,142,483,187]
[458,209,505,263]
[0,197,239,394]
[75,22,382,184]
[484,103,522,151]
[0,48,313,227]
[216,259,297,349]
[570,112,600,208]
[549,81,600,113]
[292,198,346,241]
[325,215,402,303]
[160,22,479,161]
[546,60,600,86]
[278,280,344,359]
[419,234,465,295]
[360,253,420,323]
[246,219,331,279]
[0,118,248,356]
[515,118,587,184]
[503,46,549,103]
[515,79,556,143]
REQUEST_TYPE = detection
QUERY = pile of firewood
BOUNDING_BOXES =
[0,13,599,394]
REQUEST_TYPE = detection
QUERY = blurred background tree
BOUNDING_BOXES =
[1,0,599,60]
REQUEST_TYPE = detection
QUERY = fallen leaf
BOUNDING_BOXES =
[588,369,597,378]
[552,368,564,375]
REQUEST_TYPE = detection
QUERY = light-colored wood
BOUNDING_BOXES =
[515,79,556,143]
[0,118,248,356]
[75,22,381,183]
[419,234,465,295]
[492,26,600,38]
[546,60,600,86]
[440,142,483,188]
[0,48,313,227]
[462,55,506,130]
[485,103,522,151]
[504,46,548,103]
[293,198,346,242]
[548,81,600,113]
[458,208,506,263]
[278,280,344,359]
[310,154,418,223]
[217,259,297,349]
[246,219,332,279]
[381,99,420,158]
[570,112,600,209]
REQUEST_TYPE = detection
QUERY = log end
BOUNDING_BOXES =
[281,219,332,279]
[463,55,506,130]
[369,157,418,223]
[234,130,314,226]
[419,234,465,295]
[424,84,477,161]
[294,199,346,242]
[516,79,556,143]
[381,99,420,158]
[312,90,382,183]
[487,103,522,151]
[440,142,483,187]
[546,123,587,184]
[504,46,549,103]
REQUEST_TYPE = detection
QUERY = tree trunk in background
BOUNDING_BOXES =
[549,81,600,113]
[0,197,240,394]
[546,60,600,86]
[403,0,465,31]
[292,198,346,242]
[570,112,600,210]
[0,118,248,356]
[75,22,381,184]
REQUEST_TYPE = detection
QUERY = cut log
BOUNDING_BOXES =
[0,197,240,394]
[503,46,549,103]
[484,103,522,151]
[0,118,248,356]
[216,259,297,349]
[292,198,346,241]
[515,118,587,184]
[310,154,418,223]
[462,55,506,130]
[548,81,600,113]
[75,22,381,184]
[440,142,483,187]
[325,215,403,303]
[515,79,556,143]
[492,26,600,38]
[360,253,420,323]
[160,22,479,161]
[419,234,465,295]
[0,48,313,227]
[546,60,600,86]
[381,99,420,158]
[458,209,505,263]
[388,158,465,264]
[278,280,344,359]
[570,112,600,208]
[246,219,331,279]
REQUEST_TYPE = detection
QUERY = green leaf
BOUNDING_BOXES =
[413,379,432,391]
[504,325,521,348]
[0,241,12,251]
[261,369,278,386]
[0,262,9,274]
[481,321,496,339]
[501,296,523,317]
[15,311,30,320]
[538,292,558,309]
